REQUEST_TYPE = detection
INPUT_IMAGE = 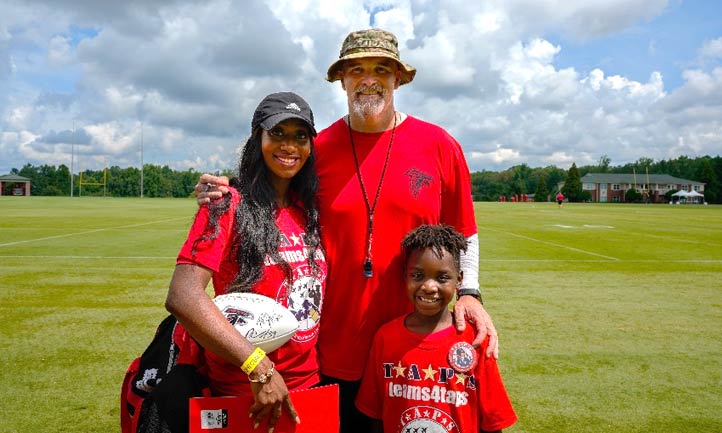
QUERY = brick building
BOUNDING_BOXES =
[580,173,704,203]
[0,174,32,196]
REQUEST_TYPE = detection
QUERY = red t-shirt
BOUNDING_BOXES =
[315,116,477,380]
[356,316,517,433]
[176,188,327,397]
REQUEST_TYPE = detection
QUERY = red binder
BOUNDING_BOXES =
[189,384,339,433]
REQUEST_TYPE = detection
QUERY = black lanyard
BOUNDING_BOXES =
[348,113,397,278]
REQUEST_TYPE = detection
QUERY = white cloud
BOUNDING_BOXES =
[47,35,72,68]
[0,0,720,176]
[699,37,722,60]
[659,67,722,114]
[501,0,668,40]
[544,151,580,167]
[5,105,35,130]
[85,122,136,155]
[473,11,502,34]
[470,146,521,165]
[0,25,14,79]
[408,28,476,88]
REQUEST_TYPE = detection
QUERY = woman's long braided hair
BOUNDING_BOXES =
[192,126,321,293]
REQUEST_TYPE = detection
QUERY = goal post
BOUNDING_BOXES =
[78,159,108,197]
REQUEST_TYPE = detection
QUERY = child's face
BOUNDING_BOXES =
[405,247,462,317]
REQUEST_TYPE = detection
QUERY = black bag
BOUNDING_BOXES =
[121,315,209,433]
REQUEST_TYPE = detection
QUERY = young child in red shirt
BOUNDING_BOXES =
[355,224,517,433]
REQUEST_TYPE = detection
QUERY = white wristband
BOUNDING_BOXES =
[460,233,480,292]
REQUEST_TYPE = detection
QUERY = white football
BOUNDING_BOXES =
[213,292,298,353]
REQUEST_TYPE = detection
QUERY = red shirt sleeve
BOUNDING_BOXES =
[176,189,240,291]
[476,337,518,431]
[439,130,477,238]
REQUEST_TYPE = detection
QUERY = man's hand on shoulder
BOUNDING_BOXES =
[195,174,230,206]
[453,295,499,359]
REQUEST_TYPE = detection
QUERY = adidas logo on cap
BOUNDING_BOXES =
[285,103,301,112]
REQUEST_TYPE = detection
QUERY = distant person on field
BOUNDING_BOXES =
[556,191,564,207]
[356,224,517,433]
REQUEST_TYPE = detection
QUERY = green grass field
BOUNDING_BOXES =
[1,197,721,432]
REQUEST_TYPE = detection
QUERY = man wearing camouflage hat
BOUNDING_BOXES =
[196,28,497,433]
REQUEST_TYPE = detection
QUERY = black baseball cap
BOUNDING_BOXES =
[251,92,317,136]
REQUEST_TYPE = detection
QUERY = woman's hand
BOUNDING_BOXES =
[247,362,300,432]
[194,174,230,205]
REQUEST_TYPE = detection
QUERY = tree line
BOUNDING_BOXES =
[6,163,210,198]
[6,155,722,203]
[471,155,722,203]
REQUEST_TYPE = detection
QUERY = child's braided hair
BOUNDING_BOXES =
[401,224,467,271]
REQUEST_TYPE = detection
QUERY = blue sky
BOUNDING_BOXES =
[1,0,721,175]
[551,0,722,90]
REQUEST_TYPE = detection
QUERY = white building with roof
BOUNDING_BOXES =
[580,173,705,203]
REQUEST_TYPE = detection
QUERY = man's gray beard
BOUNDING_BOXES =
[350,96,386,118]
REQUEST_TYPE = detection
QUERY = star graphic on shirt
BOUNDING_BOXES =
[394,361,407,378]
[422,364,437,380]
[289,233,302,245]
[455,372,468,385]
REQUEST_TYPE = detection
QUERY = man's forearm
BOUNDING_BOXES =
[459,233,482,301]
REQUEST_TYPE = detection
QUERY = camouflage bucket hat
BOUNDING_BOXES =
[326,28,416,85]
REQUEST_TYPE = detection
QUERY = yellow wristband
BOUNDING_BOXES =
[240,347,266,374]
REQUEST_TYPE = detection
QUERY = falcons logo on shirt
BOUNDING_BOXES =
[405,168,433,198]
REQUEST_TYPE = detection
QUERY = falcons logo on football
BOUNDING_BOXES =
[222,307,254,327]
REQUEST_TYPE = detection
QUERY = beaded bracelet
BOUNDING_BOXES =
[240,347,266,375]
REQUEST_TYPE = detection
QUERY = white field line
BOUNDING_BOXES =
[0,255,176,259]
[475,259,722,263]
[618,231,722,248]
[550,224,722,248]
[0,217,188,248]
[480,227,620,261]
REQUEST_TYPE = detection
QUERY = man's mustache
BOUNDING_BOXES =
[354,84,386,95]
